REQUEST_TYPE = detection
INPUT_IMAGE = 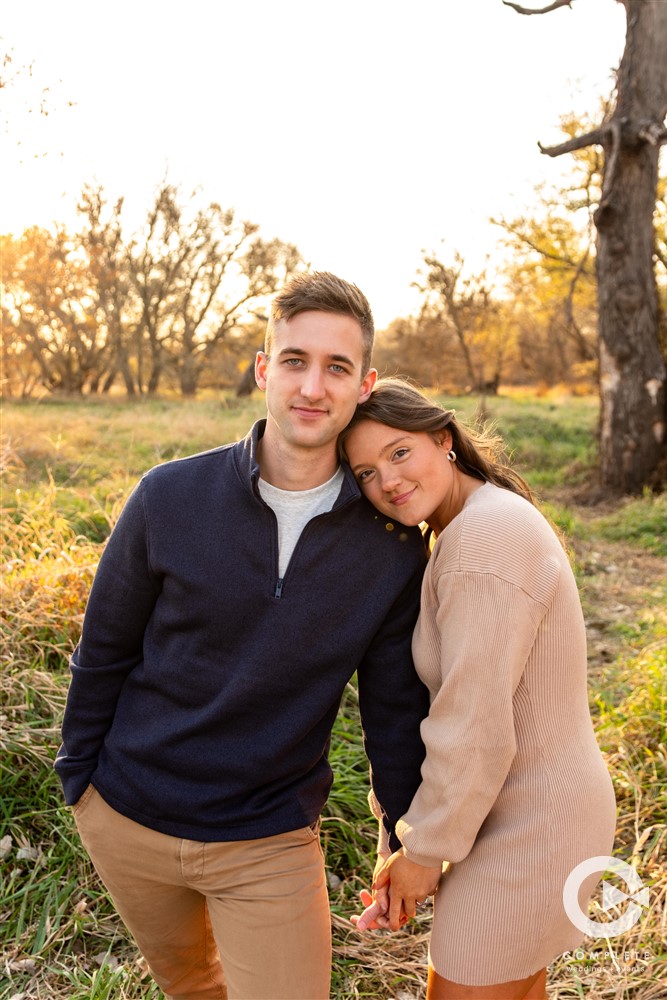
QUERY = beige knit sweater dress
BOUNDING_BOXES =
[394,483,617,985]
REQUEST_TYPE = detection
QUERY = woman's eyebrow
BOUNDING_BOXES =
[351,436,410,472]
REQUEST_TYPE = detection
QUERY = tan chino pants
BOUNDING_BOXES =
[73,785,332,1000]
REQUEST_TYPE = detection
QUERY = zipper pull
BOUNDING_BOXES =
[274,578,284,599]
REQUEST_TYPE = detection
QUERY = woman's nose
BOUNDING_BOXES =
[380,469,401,493]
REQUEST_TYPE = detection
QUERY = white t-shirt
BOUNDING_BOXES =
[258,467,345,577]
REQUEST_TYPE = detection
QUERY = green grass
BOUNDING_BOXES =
[443,391,600,490]
[1,391,665,998]
[591,492,667,558]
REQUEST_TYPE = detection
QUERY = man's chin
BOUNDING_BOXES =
[286,425,338,450]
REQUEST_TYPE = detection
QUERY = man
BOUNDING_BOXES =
[55,271,429,1000]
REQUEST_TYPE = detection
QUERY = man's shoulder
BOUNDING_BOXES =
[147,441,236,476]
[137,440,248,511]
[145,421,261,488]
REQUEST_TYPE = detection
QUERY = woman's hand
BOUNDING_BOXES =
[351,888,410,931]
[374,850,442,931]
[350,850,401,932]
[350,851,392,932]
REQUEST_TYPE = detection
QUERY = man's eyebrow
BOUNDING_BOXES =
[277,347,357,368]
[277,347,307,356]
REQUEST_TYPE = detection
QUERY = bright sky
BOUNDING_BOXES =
[2,0,626,327]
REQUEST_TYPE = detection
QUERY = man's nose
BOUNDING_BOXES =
[300,368,326,400]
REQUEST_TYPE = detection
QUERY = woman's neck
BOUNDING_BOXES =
[427,475,485,536]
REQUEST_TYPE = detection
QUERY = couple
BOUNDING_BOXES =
[56,271,616,1000]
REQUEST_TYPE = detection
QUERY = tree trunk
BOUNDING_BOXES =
[236,361,257,397]
[179,354,199,397]
[594,0,667,493]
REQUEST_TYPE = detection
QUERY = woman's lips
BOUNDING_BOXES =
[391,488,416,506]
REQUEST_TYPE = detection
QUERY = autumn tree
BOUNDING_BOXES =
[77,185,138,394]
[506,0,667,493]
[128,183,301,396]
[2,181,303,399]
[0,236,42,398]
[1,226,112,394]
[495,119,601,385]
[415,251,511,392]
[373,313,450,389]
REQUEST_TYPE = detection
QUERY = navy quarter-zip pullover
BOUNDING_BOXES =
[55,420,429,848]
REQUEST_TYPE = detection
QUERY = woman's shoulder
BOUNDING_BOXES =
[432,483,566,604]
[440,481,550,544]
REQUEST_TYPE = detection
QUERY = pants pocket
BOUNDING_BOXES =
[71,783,96,816]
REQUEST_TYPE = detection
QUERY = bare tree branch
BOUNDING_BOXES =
[638,121,667,147]
[564,245,598,361]
[655,243,667,273]
[494,217,588,270]
[502,0,572,14]
[538,126,609,157]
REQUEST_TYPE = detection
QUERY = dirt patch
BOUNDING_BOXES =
[566,502,666,674]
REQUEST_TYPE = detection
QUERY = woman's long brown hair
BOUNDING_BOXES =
[339,377,535,505]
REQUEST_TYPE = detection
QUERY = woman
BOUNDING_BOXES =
[339,379,617,1000]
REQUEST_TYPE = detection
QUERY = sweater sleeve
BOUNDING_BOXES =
[396,567,554,867]
[54,479,161,805]
[357,563,431,852]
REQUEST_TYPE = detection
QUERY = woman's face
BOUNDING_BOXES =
[345,419,454,529]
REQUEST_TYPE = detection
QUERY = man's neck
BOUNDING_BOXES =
[257,431,339,491]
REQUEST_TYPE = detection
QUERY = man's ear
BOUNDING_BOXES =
[358,368,377,403]
[255,351,269,392]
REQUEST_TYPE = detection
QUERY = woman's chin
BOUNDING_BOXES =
[386,510,422,528]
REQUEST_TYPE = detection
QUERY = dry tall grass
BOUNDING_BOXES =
[1,396,665,998]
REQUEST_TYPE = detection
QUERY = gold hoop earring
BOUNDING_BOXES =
[447,450,456,462]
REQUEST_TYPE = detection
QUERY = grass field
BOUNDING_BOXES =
[1,390,666,999]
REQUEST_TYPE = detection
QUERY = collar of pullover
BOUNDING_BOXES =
[237,420,362,509]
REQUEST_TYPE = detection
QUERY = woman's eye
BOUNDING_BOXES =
[393,448,409,460]
[357,469,374,483]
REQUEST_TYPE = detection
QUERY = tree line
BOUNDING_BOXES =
[6,138,661,402]
[1,183,301,398]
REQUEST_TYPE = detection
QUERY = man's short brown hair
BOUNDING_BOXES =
[266,271,374,374]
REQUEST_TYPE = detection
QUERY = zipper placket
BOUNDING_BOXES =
[269,491,358,599]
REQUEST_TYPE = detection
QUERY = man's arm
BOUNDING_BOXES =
[54,479,161,804]
[356,564,429,851]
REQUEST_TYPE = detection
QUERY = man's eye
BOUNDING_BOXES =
[330,364,348,374]
[284,358,303,367]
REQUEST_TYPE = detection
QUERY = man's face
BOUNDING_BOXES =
[255,310,376,453]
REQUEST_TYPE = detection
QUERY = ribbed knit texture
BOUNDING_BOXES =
[396,484,617,985]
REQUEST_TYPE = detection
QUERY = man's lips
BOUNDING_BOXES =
[390,488,416,506]
[292,406,328,419]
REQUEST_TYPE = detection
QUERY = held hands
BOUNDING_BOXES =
[351,850,442,933]
[350,888,399,931]
[351,850,394,931]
